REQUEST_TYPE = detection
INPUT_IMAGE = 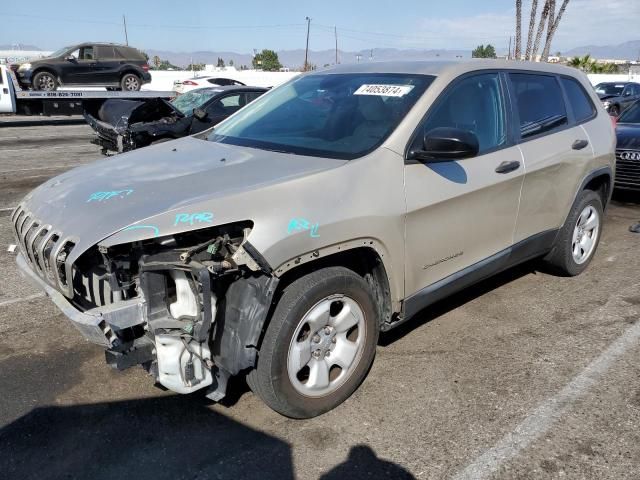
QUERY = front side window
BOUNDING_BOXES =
[415,73,506,154]
[561,77,595,123]
[207,73,434,160]
[510,73,567,138]
[207,94,244,116]
[79,47,94,61]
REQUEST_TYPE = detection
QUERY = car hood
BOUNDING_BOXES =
[17,136,346,255]
[616,124,640,149]
[598,93,621,102]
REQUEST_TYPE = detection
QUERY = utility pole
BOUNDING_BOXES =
[334,26,338,64]
[369,49,373,61]
[123,14,129,46]
[508,36,512,60]
[304,17,311,71]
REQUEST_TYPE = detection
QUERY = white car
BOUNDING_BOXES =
[173,76,245,94]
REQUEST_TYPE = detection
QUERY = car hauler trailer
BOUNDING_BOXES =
[0,65,173,116]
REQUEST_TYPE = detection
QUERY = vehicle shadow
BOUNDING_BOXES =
[0,393,414,480]
[379,260,538,346]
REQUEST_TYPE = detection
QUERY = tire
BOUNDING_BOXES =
[543,189,603,276]
[609,104,620,117]
[247,266,380,418]
[32,71,58,91]
[120,73,141,91]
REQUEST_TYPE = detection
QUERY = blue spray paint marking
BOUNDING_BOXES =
[123,225,160,237]
[87,189,134,203]
[287,218,320,238]
[174,212,214,226]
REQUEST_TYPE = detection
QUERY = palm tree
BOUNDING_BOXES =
[531,0,551,61]
[568,54,592,71]
[515,0,522,60]
[541,0,570,61]
[525,0,539,60]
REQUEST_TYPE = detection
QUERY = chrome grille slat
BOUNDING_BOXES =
[11,209,78,298]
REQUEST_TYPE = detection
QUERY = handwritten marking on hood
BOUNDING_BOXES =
[174,212,214,226]
[87,189,134,203]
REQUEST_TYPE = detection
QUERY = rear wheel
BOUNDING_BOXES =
[544,189,603,276]
[120,73,141,91]
[247,267,379,418]
[32,71,57,91]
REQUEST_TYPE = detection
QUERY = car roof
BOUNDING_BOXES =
[313,60,588,79]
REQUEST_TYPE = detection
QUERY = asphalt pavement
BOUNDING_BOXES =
[0,119,639,480]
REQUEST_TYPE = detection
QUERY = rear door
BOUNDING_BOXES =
[94,46,121,84]
[509,72,594,244]
[404,72,524,298]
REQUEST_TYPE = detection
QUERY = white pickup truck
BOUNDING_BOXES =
[0,64,173,116]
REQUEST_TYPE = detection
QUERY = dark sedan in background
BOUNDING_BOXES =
[614,100,640,192]
[84,86,267,154]
[595,82,640,117]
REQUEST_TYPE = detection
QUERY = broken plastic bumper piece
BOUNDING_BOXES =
[16,253,145,347]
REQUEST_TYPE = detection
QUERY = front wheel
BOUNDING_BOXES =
[32,71,58,91]
[543,189,603,276]
[120,73,141,91]
[247,267,380,418]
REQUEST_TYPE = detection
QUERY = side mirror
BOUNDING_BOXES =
[409,127,479,162]
[193,108,208,121]
[65,55,77,62]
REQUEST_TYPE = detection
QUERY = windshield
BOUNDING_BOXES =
[618,101,640,124]
[595,83,625,96]
[207,73,434,160]
[50,46,72,58]
[171,89,222,115]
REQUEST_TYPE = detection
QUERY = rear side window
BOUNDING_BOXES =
[560,77,595,123]
[510,73,567,138]
[117,47,145,61]
[96,46,116,59]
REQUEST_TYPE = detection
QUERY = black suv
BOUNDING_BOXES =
[16,43,152,91]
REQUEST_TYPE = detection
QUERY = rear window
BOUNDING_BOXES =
[510,73,568,138]
[561,77,595,122]
[116,47,145,61]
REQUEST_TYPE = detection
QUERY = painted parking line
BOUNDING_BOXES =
[454,285,640,480]
[0,293,45,308]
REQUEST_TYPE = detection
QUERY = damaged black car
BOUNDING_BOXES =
[84,86,267,154]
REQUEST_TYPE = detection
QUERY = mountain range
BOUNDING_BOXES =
[144,48,470,69]
[4,40,640,68]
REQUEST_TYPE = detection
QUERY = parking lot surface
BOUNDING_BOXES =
[0,119,639,479]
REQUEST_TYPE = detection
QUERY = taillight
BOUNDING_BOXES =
[142,64,150,72]
[182,80,198,86]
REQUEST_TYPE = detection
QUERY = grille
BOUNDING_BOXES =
[615,149,640,191]
[11,205,77,298]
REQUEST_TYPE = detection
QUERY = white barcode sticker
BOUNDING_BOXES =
[354,84,414,97]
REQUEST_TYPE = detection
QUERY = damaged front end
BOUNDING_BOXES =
[83,98,188,154]
[22,221,278,401]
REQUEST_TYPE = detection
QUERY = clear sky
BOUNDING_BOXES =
[2,0,638,53]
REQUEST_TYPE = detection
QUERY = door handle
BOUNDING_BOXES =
[495,160,521,174]
[572,139,589,150]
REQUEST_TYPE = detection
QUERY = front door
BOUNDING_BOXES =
[404,72,524,299]
[61,46,97,84]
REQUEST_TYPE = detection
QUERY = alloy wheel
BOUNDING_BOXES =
[287,294,366,398]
